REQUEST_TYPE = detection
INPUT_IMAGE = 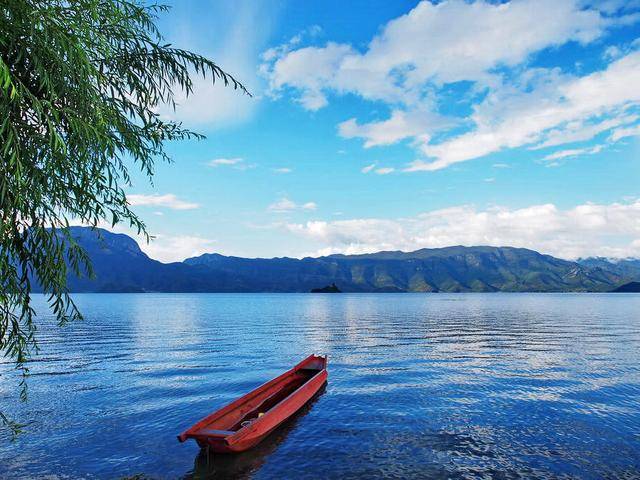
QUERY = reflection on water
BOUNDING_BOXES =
[0,293,639,479]
[187,388,326,480]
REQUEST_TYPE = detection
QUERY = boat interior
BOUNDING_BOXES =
[197,364,324,437]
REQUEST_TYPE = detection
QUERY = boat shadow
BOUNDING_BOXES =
[183,384,327,480]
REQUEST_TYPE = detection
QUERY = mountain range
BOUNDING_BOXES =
[40,227,640,293]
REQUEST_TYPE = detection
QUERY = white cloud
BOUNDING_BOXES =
[269,197,296,212]
[207,157,256,170]
[542,144,604,161]
[414,51,640,170]
[66,219,215,262]
[273,167,292,173]
[361,163,394,174]
[127,194,199,210]
[492,163,511,168]
[268,197,317,213]
[604,45,623,60]
[265,42,355,110]
[533,112,639,149]
[140,234,217,263]
[339,108,442,147]
[208,157,244,166]
[157,75,255,127]
[289,25,323,46]
[263,0,610,109]
[284,199,640,259]
[609,122,640,141]
[261,25,323,62]
[261,0,640,171]
[583,0,640,15]
[157,0,279,128]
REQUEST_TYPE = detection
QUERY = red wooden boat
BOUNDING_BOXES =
[178,354,328,453]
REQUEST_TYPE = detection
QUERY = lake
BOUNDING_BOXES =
[1,293,640,479]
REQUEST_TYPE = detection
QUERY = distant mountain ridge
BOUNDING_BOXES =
[576,257,640,279]
[37,227,640,293]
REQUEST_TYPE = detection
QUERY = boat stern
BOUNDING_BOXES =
[299,353,327,372]
[177,354,329,453]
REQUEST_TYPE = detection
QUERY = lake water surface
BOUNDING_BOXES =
[1,293,640,479]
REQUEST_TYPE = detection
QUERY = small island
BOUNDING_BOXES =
[310,283,342,293]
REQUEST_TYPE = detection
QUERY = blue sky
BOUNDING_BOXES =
[119,0,640,262]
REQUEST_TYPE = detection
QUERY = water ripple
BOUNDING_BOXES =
[1,293,639,479]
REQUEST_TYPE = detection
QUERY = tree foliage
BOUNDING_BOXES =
[0,0,247,434]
